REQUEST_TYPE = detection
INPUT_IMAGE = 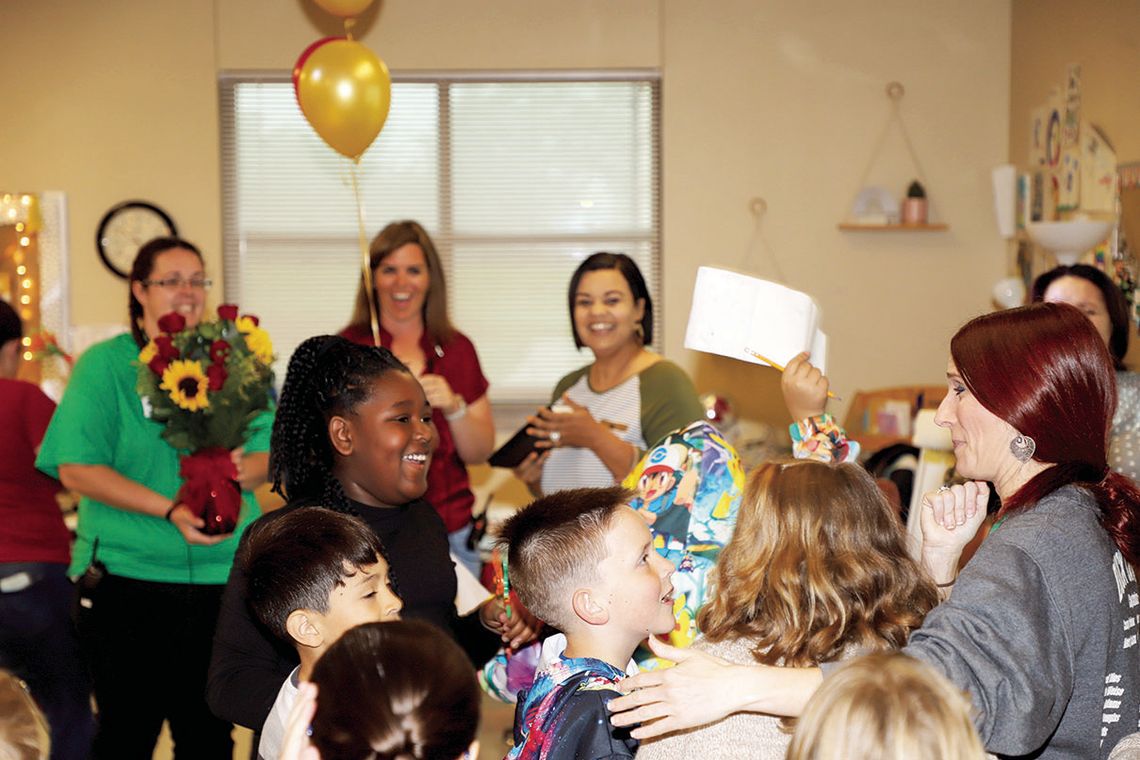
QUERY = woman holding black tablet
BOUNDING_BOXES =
[514,253,704,495]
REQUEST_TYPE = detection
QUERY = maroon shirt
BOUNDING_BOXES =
[0,378,69,564]
[340,324,490,532]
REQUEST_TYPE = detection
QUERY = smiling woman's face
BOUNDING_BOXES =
[373,243,430,328]
[132,247,206,338]
[572,268,645,357]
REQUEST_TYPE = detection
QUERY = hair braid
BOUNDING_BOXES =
[270,335,409,502]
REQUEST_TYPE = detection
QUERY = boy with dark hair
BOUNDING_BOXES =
[499,486,676,760]
[244,507,402,760]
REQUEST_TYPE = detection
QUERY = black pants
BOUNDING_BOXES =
[0,563,95,760]
[77,573,233,760]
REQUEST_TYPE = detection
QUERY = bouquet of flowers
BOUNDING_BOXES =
[137,304,274,534]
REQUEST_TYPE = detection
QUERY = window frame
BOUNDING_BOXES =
[218,69,662,422]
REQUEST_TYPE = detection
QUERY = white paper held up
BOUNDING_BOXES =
[684,267,827,373]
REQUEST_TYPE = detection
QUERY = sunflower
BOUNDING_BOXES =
[160,360,211,411]
[138,340,158,365]
[242,326,274,366]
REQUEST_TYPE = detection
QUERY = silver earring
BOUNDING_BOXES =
[1010,434,1036,462]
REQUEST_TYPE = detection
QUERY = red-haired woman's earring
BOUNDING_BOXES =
[1010,434,1036,462]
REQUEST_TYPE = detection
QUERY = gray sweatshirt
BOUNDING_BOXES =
[905,484,1140,759]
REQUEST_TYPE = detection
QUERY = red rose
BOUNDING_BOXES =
[148,355,171,376]
[217,304,239,321]
[209,340,231,363]
[157,312,186,334]
[154,335,179,360]
[206,363,228,391]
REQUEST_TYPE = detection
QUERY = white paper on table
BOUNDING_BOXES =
[684,266,827,373]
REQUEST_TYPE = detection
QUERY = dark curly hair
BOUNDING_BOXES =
[269,335,409,507]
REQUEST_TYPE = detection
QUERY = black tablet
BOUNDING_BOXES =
[488,424,543,468]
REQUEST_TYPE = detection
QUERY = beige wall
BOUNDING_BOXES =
[1010,0,1140,167]
[1,0,1012,428]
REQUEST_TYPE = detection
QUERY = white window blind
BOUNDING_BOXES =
[219,72,660,406]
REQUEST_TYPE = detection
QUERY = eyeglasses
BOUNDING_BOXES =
[143,276,212,291]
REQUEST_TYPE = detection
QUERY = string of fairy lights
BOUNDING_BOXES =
[0,193,41,362]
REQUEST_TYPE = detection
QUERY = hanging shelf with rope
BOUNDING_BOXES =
[838,81,949,232]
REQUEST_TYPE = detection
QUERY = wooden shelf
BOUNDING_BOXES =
[838,222,949,232]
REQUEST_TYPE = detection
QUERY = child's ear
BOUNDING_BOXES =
[285,609,325,650]
[571,587,609,626]
[328,415,354,456]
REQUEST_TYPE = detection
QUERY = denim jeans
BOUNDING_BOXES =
[0,563,95,760]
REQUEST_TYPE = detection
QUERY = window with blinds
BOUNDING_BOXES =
[218,72,661,406]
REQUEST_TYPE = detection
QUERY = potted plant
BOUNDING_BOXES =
[902,180,928,225]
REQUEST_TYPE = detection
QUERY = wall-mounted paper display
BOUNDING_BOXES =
[1081,123,1118,215]
[684,266,827,373]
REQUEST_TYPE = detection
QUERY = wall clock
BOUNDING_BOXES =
[95,200,178,279]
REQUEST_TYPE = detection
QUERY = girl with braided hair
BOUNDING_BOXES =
[207,335,535,732]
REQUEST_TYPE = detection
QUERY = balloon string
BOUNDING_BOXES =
[349,160,380,345]
[344,17,355,41]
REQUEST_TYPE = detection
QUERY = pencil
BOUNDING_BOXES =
[500,551,513,621]
[744,347,843,401]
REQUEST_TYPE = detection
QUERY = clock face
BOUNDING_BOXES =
[96,201,178,279]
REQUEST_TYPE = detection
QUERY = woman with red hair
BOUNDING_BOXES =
[609,302,1140,760]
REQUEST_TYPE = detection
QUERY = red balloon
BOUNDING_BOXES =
[292,37,339,103]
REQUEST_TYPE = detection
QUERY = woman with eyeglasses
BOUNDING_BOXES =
[36,237,274,758]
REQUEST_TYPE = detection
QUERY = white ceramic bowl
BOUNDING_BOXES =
[1026,220,1113,265]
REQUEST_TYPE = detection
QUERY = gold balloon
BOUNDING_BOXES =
[296,39,391,160]
[312,0,374,18]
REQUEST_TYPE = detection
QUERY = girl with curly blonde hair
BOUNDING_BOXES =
[636,459,939,759]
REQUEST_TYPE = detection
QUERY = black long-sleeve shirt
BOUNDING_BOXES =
[206,495,499,729]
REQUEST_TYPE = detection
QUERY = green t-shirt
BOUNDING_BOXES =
[36,333,273,584]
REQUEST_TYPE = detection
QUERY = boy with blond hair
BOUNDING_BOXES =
[243,507,403,760]
[499,486,676,760]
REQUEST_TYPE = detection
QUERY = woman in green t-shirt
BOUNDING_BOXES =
[36,237,272,758]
